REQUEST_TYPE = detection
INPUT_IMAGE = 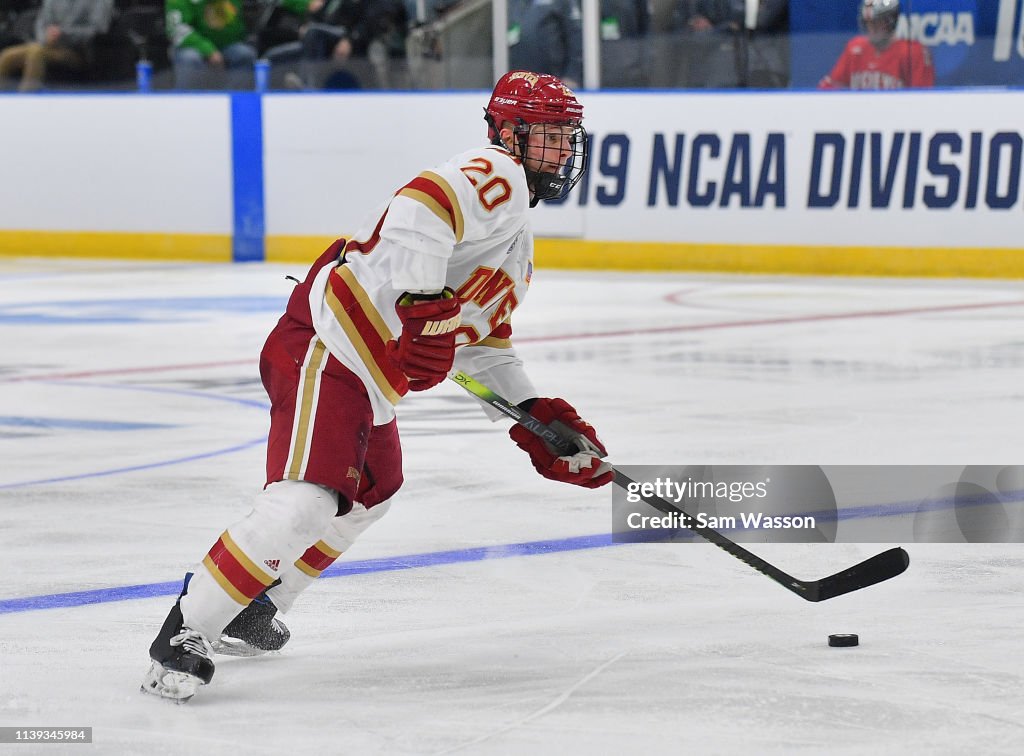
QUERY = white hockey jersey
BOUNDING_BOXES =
[308,144,539,425]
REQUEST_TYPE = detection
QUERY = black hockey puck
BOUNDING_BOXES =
[828,633,859,647]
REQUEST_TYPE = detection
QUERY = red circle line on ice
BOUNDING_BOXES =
[5,296,1024,384]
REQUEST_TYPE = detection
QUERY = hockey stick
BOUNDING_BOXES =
[449,371,909,602]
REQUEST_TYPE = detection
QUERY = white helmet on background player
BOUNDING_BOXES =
[860,0,900,46]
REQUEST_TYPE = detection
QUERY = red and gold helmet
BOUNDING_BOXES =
[484,71,588,204]
[485,70,584,140]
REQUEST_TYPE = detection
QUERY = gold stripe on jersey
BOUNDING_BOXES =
[397,171,465,243]
[336,265,392,340]
[220,531,276,587]
[476,335,513,349]
[202,531,276,605]
[285,338,328,480]
[294,540,343,577]
[202,554,250,605]
[316,540,343,559]
[325,266,405,405]
[295,559,322,578]
[473,319,513,349]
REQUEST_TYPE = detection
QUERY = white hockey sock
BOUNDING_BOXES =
[266,499,392,613]
[180,480,339,639]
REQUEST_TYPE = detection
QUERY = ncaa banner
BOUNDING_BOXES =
[532,90,1024,250]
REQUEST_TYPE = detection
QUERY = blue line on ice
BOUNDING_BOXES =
[0,533,634,615]
[0,437,266,490]
[0,381,268,489]
[3,486,1022,614]
[0,416,174,431]
[0,296,288,325]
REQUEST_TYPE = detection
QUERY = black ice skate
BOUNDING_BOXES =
[213,589,290,657]
[141,576,215,703]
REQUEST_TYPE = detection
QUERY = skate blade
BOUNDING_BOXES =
[140,660,205,703]
[211,635,271,658]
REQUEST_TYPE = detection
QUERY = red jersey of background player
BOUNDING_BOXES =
[819,0,935,90]
[819,36,934,90]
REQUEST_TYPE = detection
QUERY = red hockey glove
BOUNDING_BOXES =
[387,289,461,392]
[509,397,614,488]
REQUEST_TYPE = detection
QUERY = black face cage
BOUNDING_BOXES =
[515,121,589,204]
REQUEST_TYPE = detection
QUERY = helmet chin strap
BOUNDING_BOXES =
[524,170,568,206]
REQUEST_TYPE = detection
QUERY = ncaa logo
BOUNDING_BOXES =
[895,0,977,75]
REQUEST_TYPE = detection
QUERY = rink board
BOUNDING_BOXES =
[1,90,1023,276]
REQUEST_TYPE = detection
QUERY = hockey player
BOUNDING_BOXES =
[142,70,613,702]
[818,0,934,90]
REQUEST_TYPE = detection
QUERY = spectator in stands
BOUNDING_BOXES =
[746,0,788,87]
[404,0,460,26]
[0,6,27,54]
[166,0,257,89]
[0,0,114,92]
[508,0,582,89]
[337,0,407,89]
[673,0,787,88]
[819,0,933,90]
[260,0,407,90]
[256,0,339,86]
[673,0,740,88]
[404,0,489,90]
[256,1,322,55]
[599,0,649,88]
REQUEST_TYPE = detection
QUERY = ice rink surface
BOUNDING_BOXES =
[1,257,1023,754]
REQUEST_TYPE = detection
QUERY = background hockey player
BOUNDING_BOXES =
[818,0,934,90]
[142,70,613,703]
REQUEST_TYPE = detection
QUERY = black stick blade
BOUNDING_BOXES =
[447,374,913,604]
[806,547,910,602]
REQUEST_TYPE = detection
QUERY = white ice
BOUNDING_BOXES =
[1,258,1023,755]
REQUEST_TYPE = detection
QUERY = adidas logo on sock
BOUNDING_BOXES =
[264,559,280,571]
